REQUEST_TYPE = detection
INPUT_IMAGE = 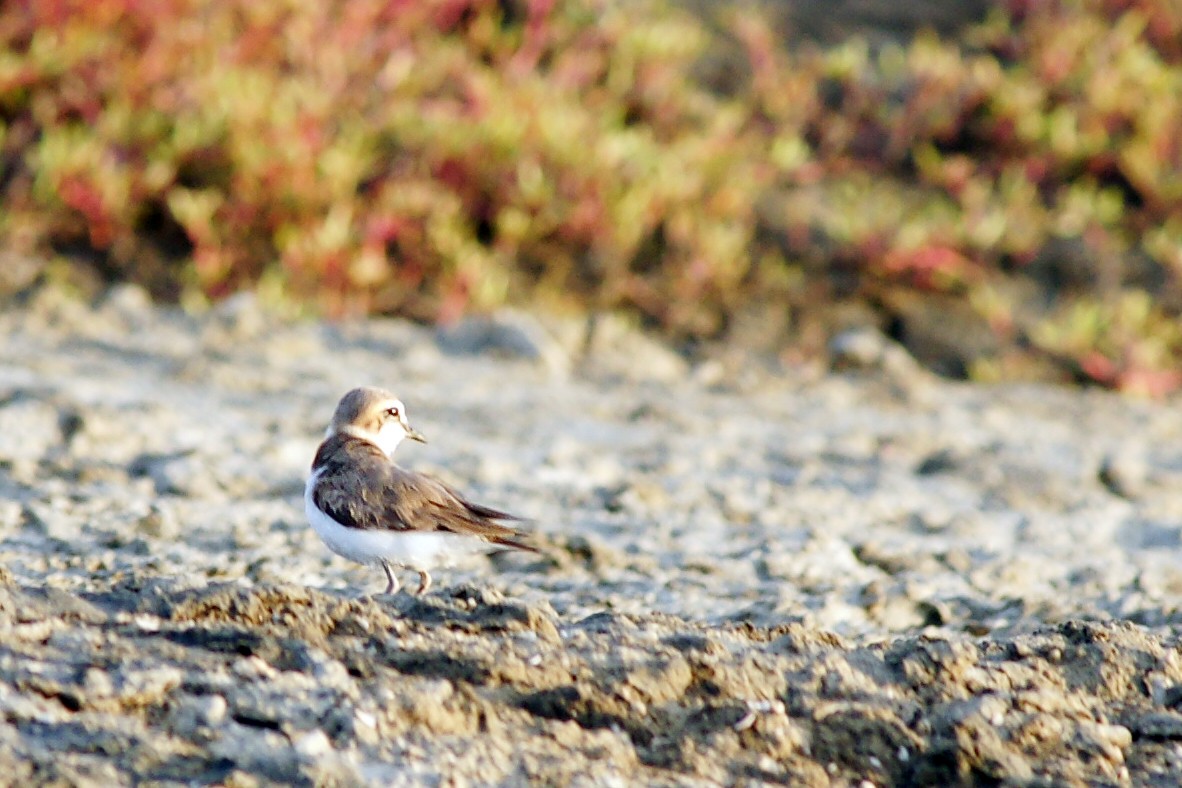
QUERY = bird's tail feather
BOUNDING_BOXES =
[490,534,539,553]
[464,501,521,521]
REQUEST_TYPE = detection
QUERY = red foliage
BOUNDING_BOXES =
[3,0,1182,390]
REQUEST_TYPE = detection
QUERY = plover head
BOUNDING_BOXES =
[327,386,427,457]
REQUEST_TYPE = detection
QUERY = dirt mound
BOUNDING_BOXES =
[0,580,1176,784]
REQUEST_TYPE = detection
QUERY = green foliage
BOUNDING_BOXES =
[2,0,1182,391]
[0,0,769,333]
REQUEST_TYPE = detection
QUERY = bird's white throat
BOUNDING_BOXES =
[334,424,407,458]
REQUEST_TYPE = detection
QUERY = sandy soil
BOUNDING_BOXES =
[2,285,1182,785]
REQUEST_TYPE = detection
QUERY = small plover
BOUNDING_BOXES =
[305,387,535,595]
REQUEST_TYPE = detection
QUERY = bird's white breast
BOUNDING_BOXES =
[304,471,475,569]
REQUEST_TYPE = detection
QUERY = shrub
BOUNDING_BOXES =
[2,0,1182,392]
[1,0,771,336]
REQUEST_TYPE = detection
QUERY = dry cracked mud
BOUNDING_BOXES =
[3,285,1182,785]
[4,580,1182,786]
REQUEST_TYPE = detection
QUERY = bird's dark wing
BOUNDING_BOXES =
[311,435,404,531]
[311,434,535,550]
[387,466,537,550]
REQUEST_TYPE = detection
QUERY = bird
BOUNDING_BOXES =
[304,386,536,595]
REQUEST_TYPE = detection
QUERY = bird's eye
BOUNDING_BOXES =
[385,407,400,419]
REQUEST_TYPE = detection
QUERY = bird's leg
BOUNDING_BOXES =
[415,570,431,596]
[381,560,400,595]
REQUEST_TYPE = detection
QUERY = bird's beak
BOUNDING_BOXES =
[406,425,427,444]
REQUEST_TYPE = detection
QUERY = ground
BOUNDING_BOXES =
[2,284,1182,785]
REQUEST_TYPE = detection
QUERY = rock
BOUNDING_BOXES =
[101,283,154,321]
[1099,446,1150,499]
[581,312,690,382]
[130,451,222,498]
[877,290,1000,380]
[436,310,570,375]
[829,326,929,385]
[169,693,229,734]
[0,393,63,462]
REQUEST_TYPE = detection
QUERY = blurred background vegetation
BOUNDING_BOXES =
[1,0,1180,393]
